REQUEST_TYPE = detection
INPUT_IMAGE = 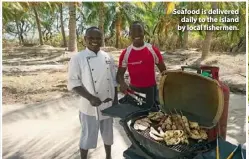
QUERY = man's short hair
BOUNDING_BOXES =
[85,26,101,35]
[130,21,144,31]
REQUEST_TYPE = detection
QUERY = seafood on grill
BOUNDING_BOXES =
[186,120,208,140]
[149,131,164,141]
[149,127,189,146]
[164,138,181,146]
[134,117,152,131]
[149,127,164,141]
[148,112,164,121]
[189,121,200,130]
[134,111,208,145]
[164,130,189,145]
[172,114,185,130]
[181,116,191,133]
[189,129,208,140]
[150,127,164,137]
[158,127,165,137]
[161,116,173,130]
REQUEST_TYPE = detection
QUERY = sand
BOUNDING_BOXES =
[2,93,246,159]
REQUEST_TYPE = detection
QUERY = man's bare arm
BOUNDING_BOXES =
[116,67,127,84]
[156,62,167,73]
[73,86,102,106]
[73,86,94,101]
[116,67,130,93]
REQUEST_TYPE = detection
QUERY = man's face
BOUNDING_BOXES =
[84,29,102,52]
[130,24,144,47]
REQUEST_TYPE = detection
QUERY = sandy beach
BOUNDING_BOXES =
[2,92,246,159]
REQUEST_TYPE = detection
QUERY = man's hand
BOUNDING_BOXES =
[89,96,102,107]
[119,82,129,93]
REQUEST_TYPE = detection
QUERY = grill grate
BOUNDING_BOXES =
[136,127,209,153]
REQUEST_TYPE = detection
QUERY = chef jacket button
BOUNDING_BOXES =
[96,92,98,94]
[95,81,97,83]
[107,90,109,92]
[92,69,94,71]
[107,78,109,80]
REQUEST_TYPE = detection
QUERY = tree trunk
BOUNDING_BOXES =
[178,30,183,49]
[105,29,115,42]
[201,31,213,59]
[232,37,246,52]
[68,2,77,52]
[183,2,191,50]
[115,13,121,48]
[99,2,105,47]
[201,2,217,59]
[15,20,22,45]
[60,3,67,47]
[20,20,25,44]
[238,38,246,52]
[183,29,188,49]
[14,10,23,45]
[33,6,44,45]
[177,16,183,49]
[20,20,26,44]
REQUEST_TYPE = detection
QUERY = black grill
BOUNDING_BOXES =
[126,112,214,159]
[134,127,211,154]
[101,104,215,159]
[137,128,190,153]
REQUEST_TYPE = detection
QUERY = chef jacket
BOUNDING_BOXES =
[67,48,117,120]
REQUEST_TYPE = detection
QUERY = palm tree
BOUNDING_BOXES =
[59,3,67,47]
[3,2,30,45]
[115,4,122,48]
[68,2,77,52]
[201,2,218,59]
[82,2,145,48]
[98,2,105,46]
[113,2,145,48]
[23,2,54,46]
[32,3,44,45]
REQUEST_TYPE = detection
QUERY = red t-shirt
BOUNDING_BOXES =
[118,44,163,88]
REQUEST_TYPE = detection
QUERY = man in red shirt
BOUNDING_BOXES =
[117,21,166,109]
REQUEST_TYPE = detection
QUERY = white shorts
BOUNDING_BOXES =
[79,112,113,149]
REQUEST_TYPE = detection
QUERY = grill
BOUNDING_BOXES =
[132,121,208,153]
[126,112,214,159]
[133,126,210,153]
[102,71,224,159]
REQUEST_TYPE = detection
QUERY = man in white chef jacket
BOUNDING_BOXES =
[67,26,118,159]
